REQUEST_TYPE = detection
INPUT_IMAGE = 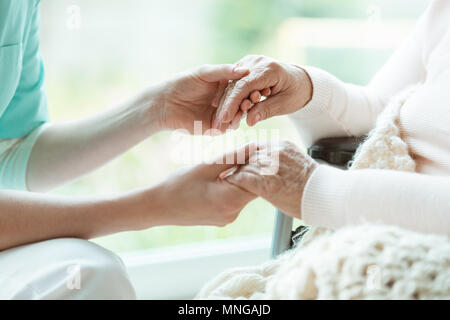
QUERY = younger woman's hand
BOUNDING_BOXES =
[158,64,249,134]
[149,144,257,227]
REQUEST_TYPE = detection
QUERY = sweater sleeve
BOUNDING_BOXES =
[289,5,429,147]
[301,165,450,236]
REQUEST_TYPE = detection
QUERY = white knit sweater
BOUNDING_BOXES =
[197,86,450,300]
[292,0,450,236]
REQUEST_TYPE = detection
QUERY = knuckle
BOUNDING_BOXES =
[266,59,280,71]
[227,213,239,224]
[235,78,250,91]
[216,221,227,227]
[198,64,211,73]
[255,55,265,62]
[246,54,260,61]
[280,140,297,151]
[262,108,271,120]
[220,212,238,226]
[261,177,282,196]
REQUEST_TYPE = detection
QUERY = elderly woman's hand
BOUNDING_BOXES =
[213,55,313,128]
[225,141,318,218]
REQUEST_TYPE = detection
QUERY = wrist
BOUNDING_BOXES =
[291,64,313,109]
[132,82,167,136]
[110,184,170,232]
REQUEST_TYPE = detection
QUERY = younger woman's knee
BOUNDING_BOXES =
[39,238,136,299]
[75,240,135,299]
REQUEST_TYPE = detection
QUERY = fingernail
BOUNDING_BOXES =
[231,120,240,130]
[233,67,248,74]
[212,117,220,129]
[225,173,238,183]
[219,167,238,180]
[221,110,229,122]
[254,113,261,125]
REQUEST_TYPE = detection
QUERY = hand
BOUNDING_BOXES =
[159,64,250,134]
[225,141,318,218]
[152,144,257,227]
[214,55,313,128]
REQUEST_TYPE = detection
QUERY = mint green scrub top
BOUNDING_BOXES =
[0,0,49,190]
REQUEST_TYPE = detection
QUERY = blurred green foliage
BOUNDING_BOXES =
[209,0,282,62]
[283,0,366,18]
[209,0,370,63]
[209,0,425,85]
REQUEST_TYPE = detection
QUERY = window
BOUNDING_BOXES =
[41,0,427,253]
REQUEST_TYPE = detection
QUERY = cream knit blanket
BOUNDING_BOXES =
[197,87,450,299]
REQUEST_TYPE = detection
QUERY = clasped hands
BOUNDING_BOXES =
[143,55,317,228]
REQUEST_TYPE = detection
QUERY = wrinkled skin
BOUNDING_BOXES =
[225,141,318,218]
[214,55,313,128]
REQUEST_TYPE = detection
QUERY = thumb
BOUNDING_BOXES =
[196,64,250,83]
[225,169,262,197]
[202,142,257,177]
[246,94,284,126]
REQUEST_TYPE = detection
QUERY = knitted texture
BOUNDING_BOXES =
[349,86,417,172]
[196,86,450,300]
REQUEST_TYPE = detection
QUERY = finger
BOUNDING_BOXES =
[217,119,231,133]
[240,99,252,112]
[250,90,261,104]
[211,116,231,134]
[202,142,257,177]
[230,110,243,130]
[212,80,228,108]
[225,167,262,196]
[213,90,239,130]
[246,94,284,126]
[219,71,274,123]
[261,87,271,97]
[211,109,223,132]
[218,166,238,180]
[196,64,249,83]
[214,80,238,128]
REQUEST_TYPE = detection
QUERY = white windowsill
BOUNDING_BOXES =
[120,236,272,300]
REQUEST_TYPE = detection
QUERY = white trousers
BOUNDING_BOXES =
[0,238,136,299]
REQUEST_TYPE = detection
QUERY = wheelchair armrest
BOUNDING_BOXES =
[307,136,366,167]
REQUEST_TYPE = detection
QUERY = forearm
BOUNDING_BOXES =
[27,83,166,192]
[302,166,450,235]
[0,185,168,251]
[289,66,385,147]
